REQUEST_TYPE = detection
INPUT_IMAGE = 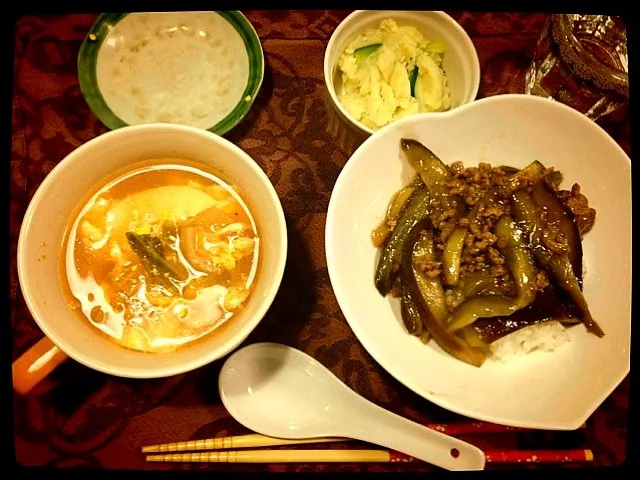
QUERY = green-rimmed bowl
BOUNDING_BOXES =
[78,11,264,135]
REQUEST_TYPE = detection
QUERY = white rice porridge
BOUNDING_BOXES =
[95,12,250,129]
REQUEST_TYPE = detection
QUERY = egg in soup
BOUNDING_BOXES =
[62,160,259,353]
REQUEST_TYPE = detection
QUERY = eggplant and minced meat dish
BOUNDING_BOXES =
[372,138,602,368]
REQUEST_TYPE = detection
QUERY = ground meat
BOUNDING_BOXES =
[399,160,594,312]
[535,270,550,291]
[487,246,504,265]
[449,161,464,176]
[481,202,507,220]
[436,207,458,226]
[489,264,508,277]
[466,233,497,255]
[542,224,569,255]
[510,166,540,191]
[437,219,459,244]
[544,168,563,190]
[557,183,596,236]
[455,190,507,277]
[446,162,505,207]
[415,259,442,278]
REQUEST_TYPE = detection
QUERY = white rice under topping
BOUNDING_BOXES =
[489,320,571,362]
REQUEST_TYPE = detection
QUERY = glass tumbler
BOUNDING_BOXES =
[524,14,628,121]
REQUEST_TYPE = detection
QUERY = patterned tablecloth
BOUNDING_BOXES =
[10,10,630,473]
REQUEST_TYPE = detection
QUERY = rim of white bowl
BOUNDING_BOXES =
[17,123,288,379]
[323,10,481,136]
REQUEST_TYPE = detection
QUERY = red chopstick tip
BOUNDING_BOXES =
[424,420,539,436]
[485,449,594,463]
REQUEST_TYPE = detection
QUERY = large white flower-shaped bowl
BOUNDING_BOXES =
[325,93,631,430]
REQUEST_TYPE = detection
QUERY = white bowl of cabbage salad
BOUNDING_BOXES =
[324,11,480,135]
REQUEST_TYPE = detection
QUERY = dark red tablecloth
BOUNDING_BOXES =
[10,10,630,473]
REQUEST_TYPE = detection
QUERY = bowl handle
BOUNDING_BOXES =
[12,336,69,395]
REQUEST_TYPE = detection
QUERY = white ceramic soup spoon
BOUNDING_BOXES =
[218,342,486,471]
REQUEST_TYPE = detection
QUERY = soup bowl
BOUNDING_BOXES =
[14,123,287,393]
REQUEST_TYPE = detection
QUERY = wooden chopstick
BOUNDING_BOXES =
[147,449,401,464]
[145,448,594,464]
[142,434,346,453]
[141,420,586,453]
